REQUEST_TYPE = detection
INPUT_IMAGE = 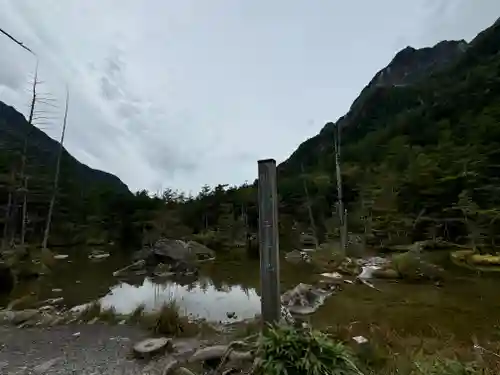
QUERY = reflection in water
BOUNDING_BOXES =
[100,277,261,323]
[5,247,500,345]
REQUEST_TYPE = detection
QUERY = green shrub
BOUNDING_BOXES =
[256,324,363,375]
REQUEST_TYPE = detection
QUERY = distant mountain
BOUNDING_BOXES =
[0,101,130,194]
[0,100,131,246]
[274,18,500,246]
[279,38,472,175]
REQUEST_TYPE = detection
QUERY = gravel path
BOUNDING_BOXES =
[0,324,201,375]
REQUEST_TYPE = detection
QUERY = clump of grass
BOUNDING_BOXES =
[127,303,146,324]
[256,324,363,375]
[99,306,119,324]
[140,301,198,337]
[77,301,121,324]
[78,301,102,322]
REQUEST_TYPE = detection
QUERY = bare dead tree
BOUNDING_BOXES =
[42,88,69,250]
[0,27,35,250]
[17,61,40,248]
[1,169,15,250]
[333,123,347,253]
[300,164,319,249]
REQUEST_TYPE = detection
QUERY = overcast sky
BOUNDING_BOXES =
[0,1,498,194]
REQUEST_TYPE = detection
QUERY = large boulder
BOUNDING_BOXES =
[136,239,215,265]
[0,261,14,295]
[281,283,333,315]
[128,239,215,278]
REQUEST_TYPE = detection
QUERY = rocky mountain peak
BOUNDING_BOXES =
[370,40,468,89]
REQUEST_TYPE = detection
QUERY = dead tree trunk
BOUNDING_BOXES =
[301,164,319,249]
[42,89,69,250]
[1,169,15,251]
[20,177,29,246]
[19,62,39,247]
[333,123,347,253]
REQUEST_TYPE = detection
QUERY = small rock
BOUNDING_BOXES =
[11,309,39,325]
[52,288,63,293]
[0,310,15,323]
[38,305,55,312]
[54,254,69,260]
[72,332,81,337]
[89,252,110,260]
[189,345,228,362]
[320,272,343,280]
[76,280,81,284]
[353,336,368,344]
[133,337,173,359]
[176,367,197,375]
[33,357,62,374]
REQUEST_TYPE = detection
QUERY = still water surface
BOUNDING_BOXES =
[4,248,500,341]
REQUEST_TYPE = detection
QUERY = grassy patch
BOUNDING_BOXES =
[410,358,491,375]
[140,301,199,337]
[127,303,146,324]
[73,299,208,337]
[99,306,119,324]
[78,301,103,322]
[248,324,497,375]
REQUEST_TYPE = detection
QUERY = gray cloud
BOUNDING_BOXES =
[0,0,499,193]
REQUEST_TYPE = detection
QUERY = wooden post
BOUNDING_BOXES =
[258,159,280,324]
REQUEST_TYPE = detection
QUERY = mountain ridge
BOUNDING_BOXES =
[0,100,130,194]
[279,19,500,177]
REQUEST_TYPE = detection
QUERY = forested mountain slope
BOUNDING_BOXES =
[273,17,500,248]
[0,100,131,246]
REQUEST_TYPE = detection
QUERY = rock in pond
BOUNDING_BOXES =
[138,238,216,265]
[281,283,333,315]
[320,271,343,280]
[128,238,215,277]
[89,250,110,260]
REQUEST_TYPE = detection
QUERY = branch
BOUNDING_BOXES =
[0,27,34,54]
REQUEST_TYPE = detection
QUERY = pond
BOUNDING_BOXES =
[3,247,500,344]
